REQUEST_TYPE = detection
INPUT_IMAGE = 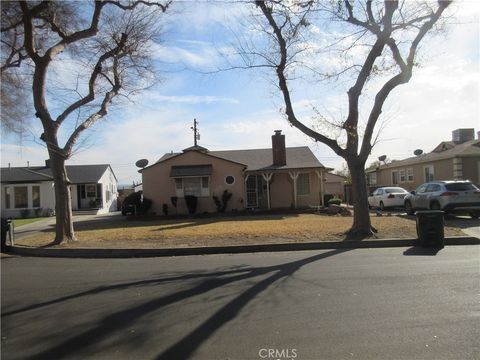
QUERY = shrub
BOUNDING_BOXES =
[323,194,334,205]
[20,209,31,218]
[122,191,152,215]
[328,197,342,206]
[213,190,233,213]
[184,195,198,214]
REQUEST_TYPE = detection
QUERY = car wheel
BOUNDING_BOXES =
[470,212,479,219]
[405,201,414,215]
[379,201,385,211]
[430,201,441,210]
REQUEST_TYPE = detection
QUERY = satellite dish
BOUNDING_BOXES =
[414,149,423,156]
[135,159,149,168]
[378,155,387,162]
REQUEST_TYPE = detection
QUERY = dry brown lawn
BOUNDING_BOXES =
[16,213,466,249]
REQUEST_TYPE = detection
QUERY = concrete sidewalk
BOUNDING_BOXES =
[13,212,123,240]
[6,236,480,258]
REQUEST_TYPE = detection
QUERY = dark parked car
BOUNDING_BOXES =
[404,180,480,218]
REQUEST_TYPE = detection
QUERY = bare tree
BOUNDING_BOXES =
[251,0,451,237]
[1,0,170,244]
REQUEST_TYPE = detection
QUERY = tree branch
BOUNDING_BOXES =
[256,0,345,156]
[63,57,122,157]
[56,33,128,125]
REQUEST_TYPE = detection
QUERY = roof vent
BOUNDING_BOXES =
[452,128,474,144]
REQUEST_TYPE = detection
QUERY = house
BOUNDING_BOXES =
[1,162,118,218]
[324,172,346,200]
[140,130,331,215]
[366,128,480,191]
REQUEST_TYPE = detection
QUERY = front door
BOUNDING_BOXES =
[246,176,258,208]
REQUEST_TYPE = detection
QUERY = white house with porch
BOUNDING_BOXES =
[1,162,118,218]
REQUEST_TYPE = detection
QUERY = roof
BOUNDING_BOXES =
[370,139,480,172]
[1,164,115,184]
[156,146,325,172]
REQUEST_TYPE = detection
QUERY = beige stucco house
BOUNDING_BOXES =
[366,128,480,191]
[141,130,331,215]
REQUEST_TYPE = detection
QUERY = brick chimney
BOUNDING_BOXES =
[272,130,286,166]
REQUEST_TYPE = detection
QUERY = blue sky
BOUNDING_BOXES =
[1,1,479,186]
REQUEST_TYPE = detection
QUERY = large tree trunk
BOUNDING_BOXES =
[49,152,76,245]
[347,159,373,238]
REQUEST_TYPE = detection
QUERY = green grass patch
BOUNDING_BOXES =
[12,217,45,227]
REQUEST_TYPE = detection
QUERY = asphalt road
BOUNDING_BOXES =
[2,246,479,360]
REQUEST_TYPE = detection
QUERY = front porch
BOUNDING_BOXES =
[244,169,326,210]
[74,183,103,211]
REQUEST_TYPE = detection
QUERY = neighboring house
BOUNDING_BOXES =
[1,162,118,218]
[141,130,331,215]
[324,172,346,200]
[366,128,480,191]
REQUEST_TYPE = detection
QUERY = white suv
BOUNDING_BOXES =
[404,180,480,218]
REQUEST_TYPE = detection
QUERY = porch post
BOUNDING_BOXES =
[316,170,325,206]
[288,170,299,208]
[262,172,273,209]
[244,174,249,209]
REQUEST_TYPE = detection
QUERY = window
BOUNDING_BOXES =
[399,169,406,183]
[368,172,377,185]
[184,177,201,196]
[14,186,28,208]
[202,177,209,189]
[225,176,235,185]
[297,173,310,196]
[175,178,183,190]
[4,187,11,209]
[86,184,96,197]
[175,177,210,198]
[424,165,434,182]
[416,184,428,194]
[32,186,40,208]
[425,184,441,193]
[391,170,399,185]
[407,168,414,182]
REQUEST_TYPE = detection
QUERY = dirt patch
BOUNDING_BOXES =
[16,213,466,249]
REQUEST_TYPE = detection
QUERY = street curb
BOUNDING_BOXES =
[5,236,479,258]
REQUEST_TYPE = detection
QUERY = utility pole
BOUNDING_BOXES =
[191,118,200,146]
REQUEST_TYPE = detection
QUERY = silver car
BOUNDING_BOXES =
[404,180,480,218]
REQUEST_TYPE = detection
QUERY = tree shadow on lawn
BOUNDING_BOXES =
[4,249,349,360]
[36,213,302,235]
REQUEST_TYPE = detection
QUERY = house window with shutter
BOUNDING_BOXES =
[407,168,414,182]
[174,177,210,198]
[424,165,434,182]
[4,187,11,209]
[86,184,96,197]
[32,186,40,208]
[297,173,310,196]
[14,186,28,208]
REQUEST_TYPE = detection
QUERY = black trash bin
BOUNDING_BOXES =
[416,210,444,248]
